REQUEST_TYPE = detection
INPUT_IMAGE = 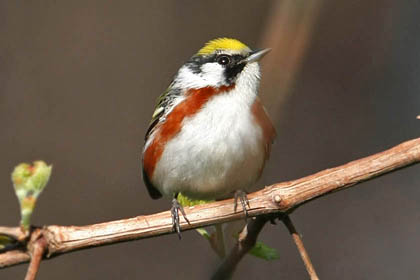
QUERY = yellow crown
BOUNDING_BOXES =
[197,38,250,55]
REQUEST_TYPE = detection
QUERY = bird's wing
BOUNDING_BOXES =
[143,82,182,199]
[144,82,181,142]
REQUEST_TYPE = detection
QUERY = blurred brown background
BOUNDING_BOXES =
[1,1,419,279]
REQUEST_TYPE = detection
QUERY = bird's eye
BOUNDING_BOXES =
[217,55,231,65]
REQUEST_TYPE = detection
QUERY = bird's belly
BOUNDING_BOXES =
[152,99,266,200]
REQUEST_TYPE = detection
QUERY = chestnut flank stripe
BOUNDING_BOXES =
[143,85,235,178]
[251,97,276,159]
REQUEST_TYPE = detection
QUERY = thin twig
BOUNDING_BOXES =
[0,250,30,267]
[211,217,268,280]
[0,226,24,241]
[24,231,46,280]
[0,137,419,269]
[283,215,319,280]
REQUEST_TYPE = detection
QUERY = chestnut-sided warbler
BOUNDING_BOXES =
[142,38,276,237]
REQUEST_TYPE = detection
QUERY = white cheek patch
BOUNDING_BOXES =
[175,66,206,89]
[175,64,225,89]
[200,63,226,86]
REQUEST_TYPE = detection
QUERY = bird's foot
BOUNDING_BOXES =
[171,198,190,239]
[234,190,250,219]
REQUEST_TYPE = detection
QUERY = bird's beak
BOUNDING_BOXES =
[242,48,271,64]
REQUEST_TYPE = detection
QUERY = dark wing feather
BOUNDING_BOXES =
[142,82,181,199]
[142,168,162,199]
[144,82,180,142]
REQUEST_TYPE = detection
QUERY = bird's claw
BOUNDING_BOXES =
[171,198,190,239]
[234,190,250,220]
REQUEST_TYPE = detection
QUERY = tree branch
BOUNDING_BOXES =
[24,230,46,280]
[211,216,269,280]
[283,215,319,280]
[0,137,419,269]
[0,250,30,268]
[0,227,24,241]
[212,214,320,279]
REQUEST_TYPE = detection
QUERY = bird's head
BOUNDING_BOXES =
[174,38,270,89]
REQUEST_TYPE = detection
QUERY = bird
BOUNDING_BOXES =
[142,38,276,237]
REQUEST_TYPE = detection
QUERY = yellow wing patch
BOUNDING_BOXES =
[197,38,250,55]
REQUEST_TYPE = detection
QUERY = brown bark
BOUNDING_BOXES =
[0,137,419,270]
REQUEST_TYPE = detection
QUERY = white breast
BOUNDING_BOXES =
[152,63,266,199]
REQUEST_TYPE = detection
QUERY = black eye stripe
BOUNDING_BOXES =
[185,54,247,75]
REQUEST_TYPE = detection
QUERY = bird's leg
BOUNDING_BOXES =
[171,193,190,239]
[234,190,250,219]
